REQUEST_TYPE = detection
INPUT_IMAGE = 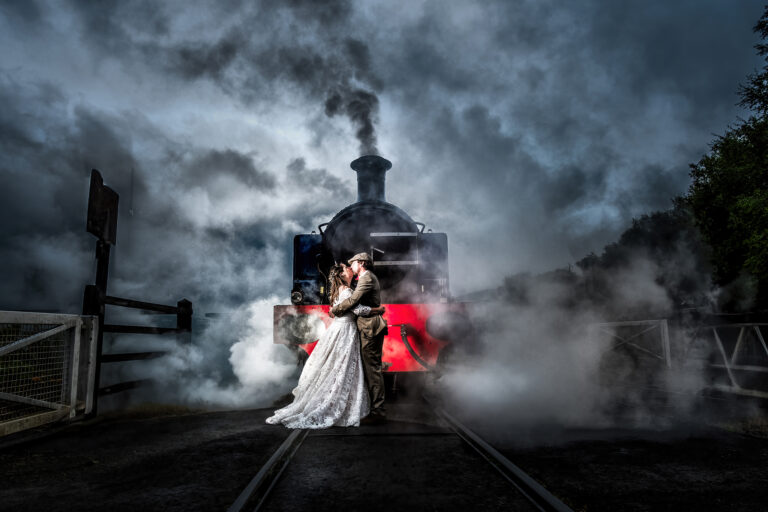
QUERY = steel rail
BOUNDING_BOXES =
[230,397,573,512]
[423,395,574,512]
[227,428,308,512]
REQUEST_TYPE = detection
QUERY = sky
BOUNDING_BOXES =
[2,0,765,411]
[1,0,765,313]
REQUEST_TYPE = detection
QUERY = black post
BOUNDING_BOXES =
[94,240,111,293]
[176,299,193,342]
[82,284,104,416]
[84,169,119,417]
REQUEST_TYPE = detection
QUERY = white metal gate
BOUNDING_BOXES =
[591,319,672,388]
[0,311,98,437]
[700,323,768,398]
[593,320,672,366]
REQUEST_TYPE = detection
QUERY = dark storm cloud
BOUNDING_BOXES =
[619,164,691,215]
[67,0,170,52]
[586,1,755,115]
[0,73,283,313]
[275,0,353,25]
[183,149,276,190]
[283,158,354,230]
[286,157,351,200]
[244,37,382,154]
[0,1,43,25]
[0,78,114,239]
[539,165,608,214]
[0,77,130,310]
[61,0,382,156]
[367,1,764,275]
[166,31,244,81]
[2,0,762,293]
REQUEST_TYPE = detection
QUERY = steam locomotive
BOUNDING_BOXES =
[273,155,470,373]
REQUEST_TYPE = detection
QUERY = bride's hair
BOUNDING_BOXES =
[328,264,347,305]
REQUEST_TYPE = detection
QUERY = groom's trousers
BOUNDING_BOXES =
[361,330,386,415]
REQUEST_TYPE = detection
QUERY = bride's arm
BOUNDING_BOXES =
[337,286,372,316]
[351,303,372,316]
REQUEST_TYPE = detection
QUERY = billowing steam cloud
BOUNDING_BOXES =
[437,245,712,436]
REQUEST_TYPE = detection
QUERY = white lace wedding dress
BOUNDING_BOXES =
[266,287,371,428]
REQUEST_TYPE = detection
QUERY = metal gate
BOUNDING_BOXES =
[593,319,672,369]
[591,319,672,394]
[0,311,98,437]
[697,323,768,398]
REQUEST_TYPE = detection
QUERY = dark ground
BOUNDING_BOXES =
[1,408,290,512]
[457,397,768,512]
[2,397,768,511]
[505,431,768,512]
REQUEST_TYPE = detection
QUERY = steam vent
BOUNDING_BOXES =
[351,155,392,202]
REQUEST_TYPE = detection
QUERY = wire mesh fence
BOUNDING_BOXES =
[0,312,97,436]
[0,323,69,421]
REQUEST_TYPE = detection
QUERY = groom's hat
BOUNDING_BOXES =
[348,252,372,264]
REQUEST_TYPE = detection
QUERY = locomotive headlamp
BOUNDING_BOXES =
[290,291,303,305]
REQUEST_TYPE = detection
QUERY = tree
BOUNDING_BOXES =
[686,7,768,310]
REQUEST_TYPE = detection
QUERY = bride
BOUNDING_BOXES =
[266,263,383,428]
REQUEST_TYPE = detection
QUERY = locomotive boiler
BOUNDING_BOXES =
[273,155,470,373]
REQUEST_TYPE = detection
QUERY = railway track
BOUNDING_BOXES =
[228,396,574,512]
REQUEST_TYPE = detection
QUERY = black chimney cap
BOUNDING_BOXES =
[350,155,392,173]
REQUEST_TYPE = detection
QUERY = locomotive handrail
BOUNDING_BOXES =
[317,222,329,235]
[390,323,437,372]
[316,254,329,302]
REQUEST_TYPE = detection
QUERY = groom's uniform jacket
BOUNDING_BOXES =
[331,270,387,337]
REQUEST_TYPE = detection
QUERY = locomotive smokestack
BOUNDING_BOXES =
[351,155,391,202]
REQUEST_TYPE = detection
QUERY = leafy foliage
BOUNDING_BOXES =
[686,7,768,310]
[738,10,768,114]
[576,203,710,317]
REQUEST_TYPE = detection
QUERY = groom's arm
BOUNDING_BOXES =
[331,274,373,316]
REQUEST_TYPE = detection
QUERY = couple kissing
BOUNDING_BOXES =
[266,252,387,428]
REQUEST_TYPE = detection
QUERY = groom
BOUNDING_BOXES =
[331,252,387,423]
